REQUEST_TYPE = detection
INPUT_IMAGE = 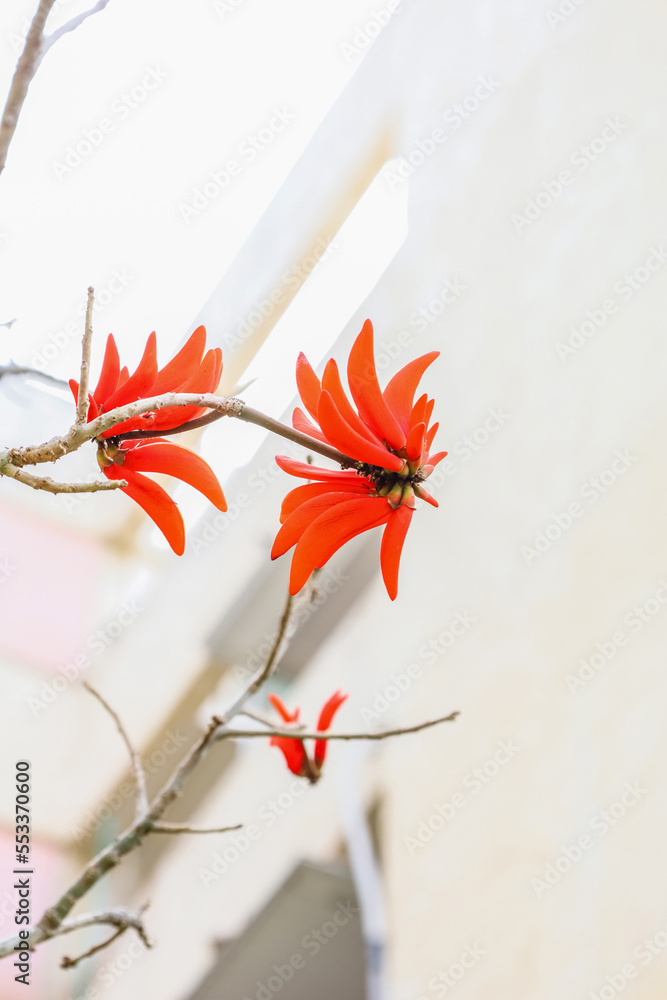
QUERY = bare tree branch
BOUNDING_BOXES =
[0,1,57,175]
[0,678,457,966]
[58,905,151,969]
[218,590,296,725]
[84,683,148,818]
[239,708,278,727]
[43,0,113,53]
[151,823,242,835]
[75,288,95,425]
[61,925,126,970]
[0,463,126,493]
[0,0,113,175]
[120,403,352,466]
[0,363,66,386]
[0,390,352,487]
[0,392,244,476]
[0,717,239,962]
[214,711,460,744]
[0,305,357,491]
[0,516,445,967]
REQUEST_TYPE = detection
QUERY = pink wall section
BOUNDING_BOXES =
[0,502,102,671]
[0,832,64,999]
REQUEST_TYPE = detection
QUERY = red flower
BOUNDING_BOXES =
[70,327,226,554]
[268,691,347,783]
[271,320,446,599]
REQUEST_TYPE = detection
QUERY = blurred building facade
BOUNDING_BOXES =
[1,1,666,998]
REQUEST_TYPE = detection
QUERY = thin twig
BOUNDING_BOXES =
[56,906,149,941]
[0,1,57,175]
[0,720,236,960]
[2,392,244,470]
[119,403,351,467]
[240,405,349,464]
[76,288,95,425]
[59,904,151,969]
[219,591,295,725]
[0,0,113,175]
[0,363,66,386]
[239,708,278,727]
[0,463,126,493]
[43,0,113,52]
[0,568,454,966]
[151,823,242,835]
[61,926,127,969]
[118,407,231,438]
[1,390,357,494]
[84,683,148,818]
[0,685,456,966]
[215,711,460,744]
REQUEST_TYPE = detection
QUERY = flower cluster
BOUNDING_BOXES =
[271,320,446,599]
[69,326,226,554]
[69,318,445,782]
[268,691,347,783]
[73,319,444,594]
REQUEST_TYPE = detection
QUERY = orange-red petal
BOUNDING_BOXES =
[347,320,406,451]
[409,394,429,433]
[425,422,439,452]
[295,352,322,423]
[314,691,348,767]
[279,481,370,523]
[424,450,447,469]
[149,348,223,430]
[318,390,404,471]
[270,736,306,776]
[104,465,185,555]
[275,455,371,484]
[406,421,426,463]
[292,407,329,444]
[384,352,439,432]
[414,484,438,507]
[93,335,121,403]
[268,693,300,724]
[272,491,360,559]
[380,505,414,600]
[288,496,392,594]
[321,359,384,446]
[103,333,158,412]
[121,442,227,510]
[151,326,207,395]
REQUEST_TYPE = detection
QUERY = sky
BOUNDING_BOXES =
[0,0,401,385]
[0,0,410,533]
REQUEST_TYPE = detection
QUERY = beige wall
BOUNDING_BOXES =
[2,1,667,998]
